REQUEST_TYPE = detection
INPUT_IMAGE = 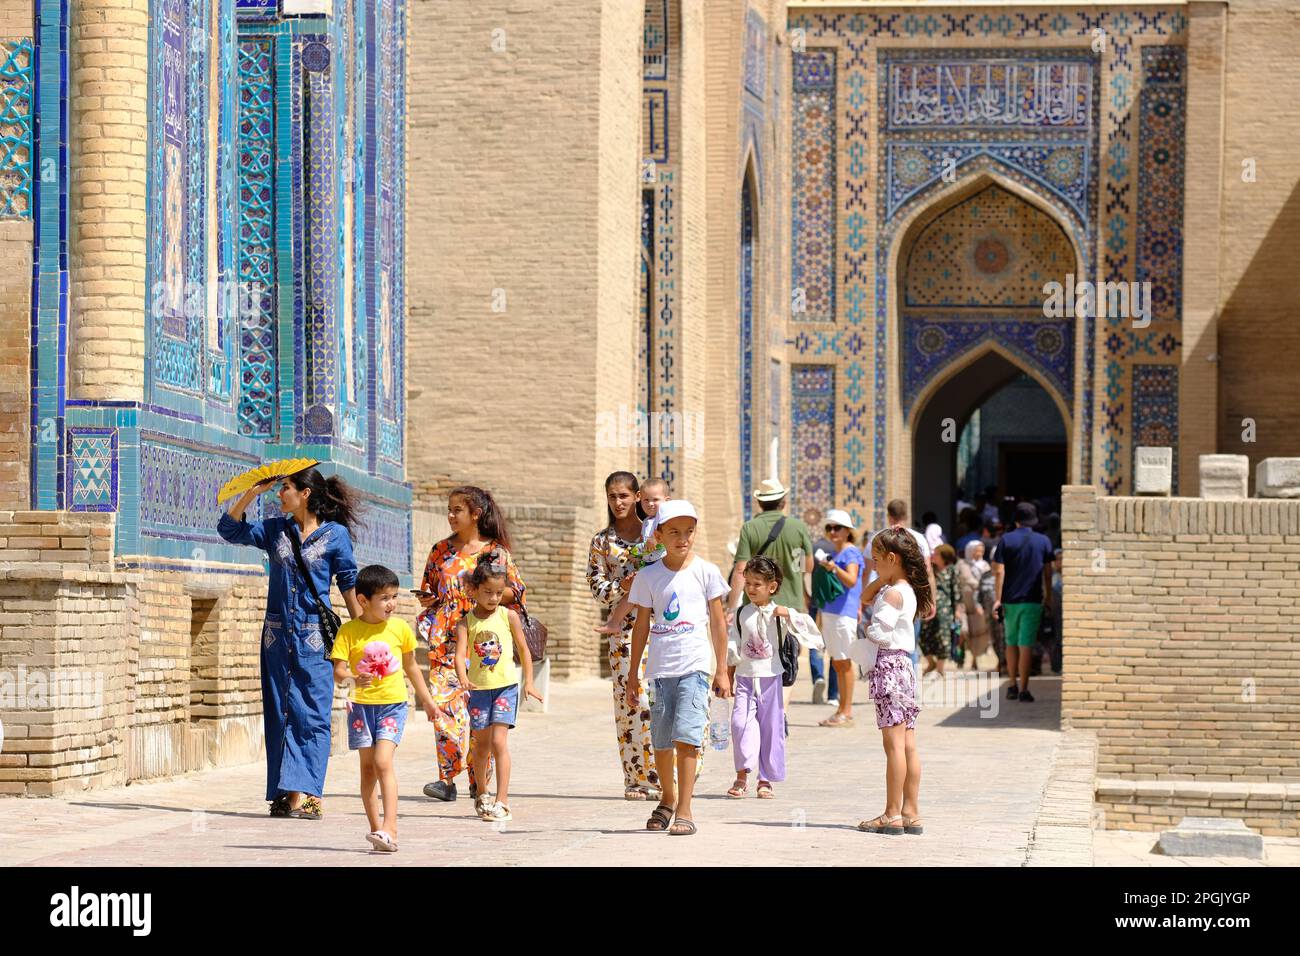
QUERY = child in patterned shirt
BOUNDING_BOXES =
[595,479,669,635]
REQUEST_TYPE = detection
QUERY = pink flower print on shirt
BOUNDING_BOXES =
[743,629,772,660]
[356,640,399,679]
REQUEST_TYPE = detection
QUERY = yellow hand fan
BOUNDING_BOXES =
[217,458,321,504]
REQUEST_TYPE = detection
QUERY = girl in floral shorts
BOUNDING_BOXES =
[853,528,933,837]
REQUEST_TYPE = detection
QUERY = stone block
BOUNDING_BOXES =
[1134,447,1173,496]
[1155,816,1264,859]
[1256,458,1300,498]
[1198,455,1248,499]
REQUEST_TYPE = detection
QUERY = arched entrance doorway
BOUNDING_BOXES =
[912,350,1069,529]
[890,174,1082,529]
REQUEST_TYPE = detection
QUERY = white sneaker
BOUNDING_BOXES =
[812,677,827,705]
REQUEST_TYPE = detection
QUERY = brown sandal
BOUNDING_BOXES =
[668,817,697,836]
[756,781,774,799]
[903,816,924,835]
[646,803,674,831]
[727,777,748,799]
[857,813,903,834]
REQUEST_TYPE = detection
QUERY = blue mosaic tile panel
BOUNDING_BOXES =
[643,88,668,163]
[885,58,1093,131]
[148,0,208,396]
[1137,45,1185,325]
[1131,363,1178,493]
[791,365,835,529]
[66,427,118,512]
[740,177,755,520]
[791,49,835,323]
[236,37,277,438]
[0,38,33,219]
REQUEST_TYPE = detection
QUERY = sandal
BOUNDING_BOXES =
[268,795,291,818]
[366,830,398,853]
[902,816,924,835]
[726,777,748,799]
[646,803,674,831]
[288,796,322,820]
[857,813,904,835]
[668,817,697,836]
[756,781,774,799]
[819,713,854,727]
[624,787,648,801]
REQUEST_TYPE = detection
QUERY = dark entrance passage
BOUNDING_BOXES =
[912,351,1068,532]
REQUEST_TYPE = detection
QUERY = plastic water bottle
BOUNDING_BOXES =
[708,696,730,750]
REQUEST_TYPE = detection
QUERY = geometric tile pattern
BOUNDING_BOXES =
[235,37,277,438]
[791,50,836,323]
[740,175,755,520]
[643,0,668,82]
[1130,363,1178,493]
[787,7,1188,520]
[790,365,835,529]
[904,184,1076,307]
[1137,45,1185,325]
[148,0,208,395]
[0,38,34,219]
[66,428,118,512]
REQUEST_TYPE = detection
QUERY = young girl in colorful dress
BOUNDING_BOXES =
[416,486,528,804]
[726,556,822,799]
[594,478,668,635]
[854,527,932,836]
[455,551,544,822]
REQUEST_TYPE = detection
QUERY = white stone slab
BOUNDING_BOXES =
[1256,457,1300,498]
[1198,454,1249,499]
[1134,446,1172,495]
[282,0,330,15]
[1156,816,1264,859]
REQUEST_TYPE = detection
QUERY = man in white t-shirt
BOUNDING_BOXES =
[626,499,731,837]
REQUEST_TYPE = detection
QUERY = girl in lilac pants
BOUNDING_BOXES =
[731,674,786,783]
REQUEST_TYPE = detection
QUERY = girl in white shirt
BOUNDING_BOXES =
[725,556,822,799]
[856,528,932,836]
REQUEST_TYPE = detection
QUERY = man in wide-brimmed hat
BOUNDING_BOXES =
[727,479,816,696]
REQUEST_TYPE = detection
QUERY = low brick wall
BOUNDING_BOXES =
[0,511,113,565]
[1060,485,1300,837]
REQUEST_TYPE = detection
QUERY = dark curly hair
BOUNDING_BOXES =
[743,555,783,587]
[286,467,363,533]
[870,528,933,618]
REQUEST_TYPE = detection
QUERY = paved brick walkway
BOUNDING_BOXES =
[2,673,1285,867]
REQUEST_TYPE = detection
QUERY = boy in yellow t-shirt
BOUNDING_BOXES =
[331,564,440,853]
[455,550,544,823]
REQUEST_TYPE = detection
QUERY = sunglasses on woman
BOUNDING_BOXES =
[824,524,845,533]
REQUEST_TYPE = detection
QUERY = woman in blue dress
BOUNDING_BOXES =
[218,467,362,819]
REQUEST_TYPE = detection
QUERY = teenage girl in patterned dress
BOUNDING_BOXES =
[587,472,661,801]
[416,486,528,803]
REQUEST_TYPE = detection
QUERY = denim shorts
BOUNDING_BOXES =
[346,701,407,749]
[649,671,710,750]
[468,684,519,730]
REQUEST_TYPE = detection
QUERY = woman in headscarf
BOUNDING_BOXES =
[957,539,992,670]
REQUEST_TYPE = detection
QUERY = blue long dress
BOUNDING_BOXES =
[218,511,359,801]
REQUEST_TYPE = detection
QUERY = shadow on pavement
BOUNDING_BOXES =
[70,802,268,820]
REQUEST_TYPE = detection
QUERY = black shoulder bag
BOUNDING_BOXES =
[288,523,342,657]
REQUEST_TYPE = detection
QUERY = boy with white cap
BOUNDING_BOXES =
[626,499,731,836]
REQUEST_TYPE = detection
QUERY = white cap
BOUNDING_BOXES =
[654,499,699,527]
[824,508,856,530]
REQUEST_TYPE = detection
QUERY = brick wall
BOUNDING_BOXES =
[68,0,149,400]
[1061,484,1300,836]
[0,511,114,565]
[1218,0,1300,484]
